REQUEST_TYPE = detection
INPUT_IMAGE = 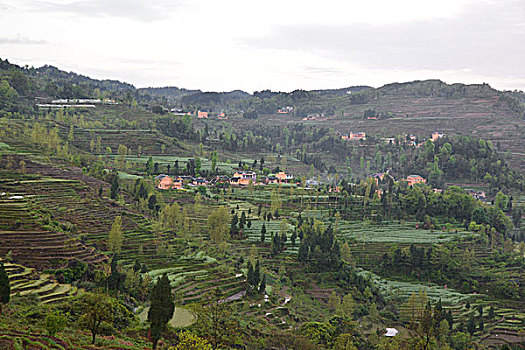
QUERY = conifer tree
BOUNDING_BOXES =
[253,260,260,288]
[239,211,246,230]
[246,261,254,287]
[230,213,239,235]
[148,273,175,349]
[110,174,119,200]
[259,274,266,294]
[0,262,10,315]
[260,223,266,243]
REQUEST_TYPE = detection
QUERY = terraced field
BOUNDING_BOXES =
[0,152,184,269]
[148,251,246,305]
[339,221,471,244]
[4,262,77,304]
[0,194,106,269]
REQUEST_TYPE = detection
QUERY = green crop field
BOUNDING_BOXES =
[338,221,472,244]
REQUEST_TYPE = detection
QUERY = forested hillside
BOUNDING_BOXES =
[0,59,523,349]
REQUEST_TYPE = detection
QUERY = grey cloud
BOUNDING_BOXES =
[241,1,525,78]
[29,0,188,22]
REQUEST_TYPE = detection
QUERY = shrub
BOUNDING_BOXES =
[44,311,66,336]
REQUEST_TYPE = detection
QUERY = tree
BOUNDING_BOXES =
[488,306,495,319]
[477,304,483,318]
[494,191,509,211]
[79,292,114,345]
[44,311,66,336]
[340,293,355,318]
[190,288,235,350]
[117,144,127,168]
[239,211,247,231]
[159,202,184,233]
[328,291,341,311]
[208,207,230,245]
[260,223,266,243]
[290,230,297,247]
[170,331,212,350]
[0,262,10,314]
[146,156,154,174]
[110,173,119,200]
[334,334,358,350]
[210,150,218,175]
[148,194,157,211]
[259,274,266,293]
[107,215,123,256]
[148,273,175,349]
[340,242,354,265]
[466,314,476,335]
[230,213,239,236]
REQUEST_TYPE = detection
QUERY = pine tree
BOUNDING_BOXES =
[298,242,308,263]
[230,213,239,235]
[137,183,148,199]
[488,306,495,319]
[260,223,266,243]
[239,211,246,230]
[0,262,10,315]
[110,174,119,200]
[148,194,157,210]
[290,230,297,247]
[148,273,175,349]
[466,314,476,335]
[133,259,141,272]
[253,260,260,288]
[259,274,266,294]
[246,261,254,287]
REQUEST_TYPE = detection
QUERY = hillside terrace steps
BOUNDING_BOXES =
[3,262,77,304]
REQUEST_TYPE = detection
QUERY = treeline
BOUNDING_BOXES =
[398,136,525,191]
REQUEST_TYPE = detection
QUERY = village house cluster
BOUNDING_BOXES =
[341,132,366,141]
[154,170,294,190]
[341,131,445,147]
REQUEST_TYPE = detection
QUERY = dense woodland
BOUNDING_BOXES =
[0,58,524,349]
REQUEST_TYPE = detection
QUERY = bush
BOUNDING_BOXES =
[44,311,67,336]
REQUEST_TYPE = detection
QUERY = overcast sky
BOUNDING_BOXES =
[1,0,524,92]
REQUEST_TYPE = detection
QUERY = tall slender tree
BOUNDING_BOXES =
[0,262,10,315]
[148,273,175,349]
[107,215,123,256]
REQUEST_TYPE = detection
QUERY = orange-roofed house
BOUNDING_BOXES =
[155,175,183,190]
[406,175,426,186]
[197,111,209,119]
[341,132,366,141]
[431,132,444,141]
[275,171,293,183]
[231,171,256,186]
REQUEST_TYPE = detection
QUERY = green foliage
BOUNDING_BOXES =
[110,172,119,200]
[79,292,114,345]
[208,206,230,245]
[44,310,67,336]
[169,331,212,350]
[297,220,341,272]
[0,261,10,314]
[107,215,123,255]
[298,321,335,348]
[148,273,175,349]
[190,288,238,350]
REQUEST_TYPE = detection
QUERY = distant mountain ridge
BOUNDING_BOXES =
[1,57,524,115]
